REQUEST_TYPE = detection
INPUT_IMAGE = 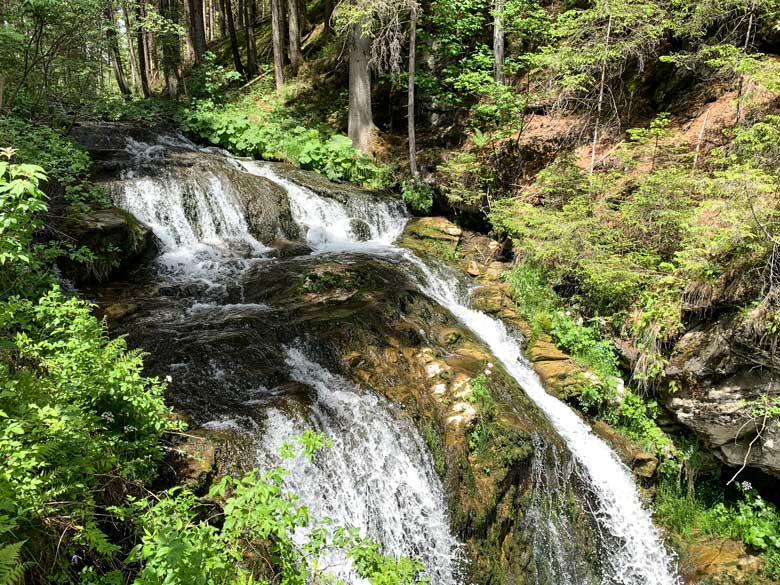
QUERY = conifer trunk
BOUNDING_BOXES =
[245,0,258,76]
[105,4,132,97]
[189,0,208,64]
[408,8,418,178]
[270,0,285,91]
[225,0,246,75]
[348,22,372,152]
[493,0,505,84]
[590,15,612,175]
[287,0,302,76]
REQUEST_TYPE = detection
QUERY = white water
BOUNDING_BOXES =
[240,161,408,254]
[241,162,680,585]
[258,348,462,585]
[116,137,269,289]
[404,257,680,585]
[112,139,679,584]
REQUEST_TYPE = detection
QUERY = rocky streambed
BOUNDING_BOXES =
[67,124,682,585]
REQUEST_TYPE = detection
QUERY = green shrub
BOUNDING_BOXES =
[0,287,176,577]
[401,180,434,215]
[0,118,110,211]
[182,101,391,188]
[128,432,428,585]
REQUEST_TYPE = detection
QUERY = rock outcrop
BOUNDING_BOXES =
[664,313,780,476]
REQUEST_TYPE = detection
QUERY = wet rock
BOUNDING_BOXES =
[664,314,780,476]
[349,218,372,241]
[405,216,462,241]
[102,303,139,321]
[680,535,765,584]
[174,432,218,494]
[466,260,481,277]
[268,239,313,258]
[592,420,659,478]
[58,207,155,282]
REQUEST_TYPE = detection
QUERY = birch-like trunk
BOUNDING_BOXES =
[493,0,505,84]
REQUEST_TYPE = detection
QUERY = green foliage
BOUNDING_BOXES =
[0,542,27,585]
[466,373,496,454]
[0,287,176,578]
[0,117,109,210]
[182,100,391,188]
[401,180,434,215]
[190,52,243,103]
[129,434,429,585]
[503,263,672,452]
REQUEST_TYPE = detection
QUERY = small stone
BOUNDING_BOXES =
[467,261,481,277]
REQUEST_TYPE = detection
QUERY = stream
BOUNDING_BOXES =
[87,131,681,585]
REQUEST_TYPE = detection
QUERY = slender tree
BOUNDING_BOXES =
[219,0,227,38]
[408,6,418,177]
[270,0,285,91]
[324,0,334,34]
[135,0,151,96]
[105,2,132,97]
[492,0,504,84]
[159,0,183,97]
[189,0,208,63]
[589,14,612,175]
[348,20,372,151]
[245,0,258,76]
[122,1,140,90]
[225,0,246,75]
[287,0,302,76]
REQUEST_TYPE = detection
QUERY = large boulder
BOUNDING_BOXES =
[58,207,156,282]
[664,313,780,476]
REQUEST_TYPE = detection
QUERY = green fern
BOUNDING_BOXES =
[0,542,28,585]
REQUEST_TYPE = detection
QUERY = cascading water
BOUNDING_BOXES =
[404,256,680,585]
[240,161,408,253]
[115,137,269,291]
[258,347,462,585]
[238,161,680,585]
[105,139,680,585]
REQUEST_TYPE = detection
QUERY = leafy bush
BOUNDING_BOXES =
[182,102,390,188]
[0,287,176,577]
[401,180,434,215]
[0,118,110,211]
[128,432,428,585]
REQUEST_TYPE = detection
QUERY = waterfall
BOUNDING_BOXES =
[241,162,680,585]
[401,256,680,585]
[109,139,680,585]
[115,137,269,289]
[257,347,462,585]
[239,161,408,253]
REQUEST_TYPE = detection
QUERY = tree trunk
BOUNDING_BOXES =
[287,0,301,76]
[160,0,183,97]
[245,0,258,76]
[122,2,140,90]
[492,0,505,84]
[225,0,246,75]
[237,0,244,29]
[219,0,227,38]
[348,22,372,152]
[135,0,151,97]
[189,0,207,63]
[408,8,418,178]
[735,3,755,123]
[270,0,285,91]
[589,14,612,175]
[105,4,132,97]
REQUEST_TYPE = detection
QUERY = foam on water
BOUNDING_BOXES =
[257,347,462,585]
[240,161,408,254]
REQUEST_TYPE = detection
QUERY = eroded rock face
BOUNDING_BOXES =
[57,207,156,282]
[91,253,603,585]
[664,315,780,476]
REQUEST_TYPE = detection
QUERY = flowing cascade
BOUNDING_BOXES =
[243,162,680,585]
[108,141,680,585]
[258,348,462,585]
[116,137,268,286]
[240,161,408,253]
